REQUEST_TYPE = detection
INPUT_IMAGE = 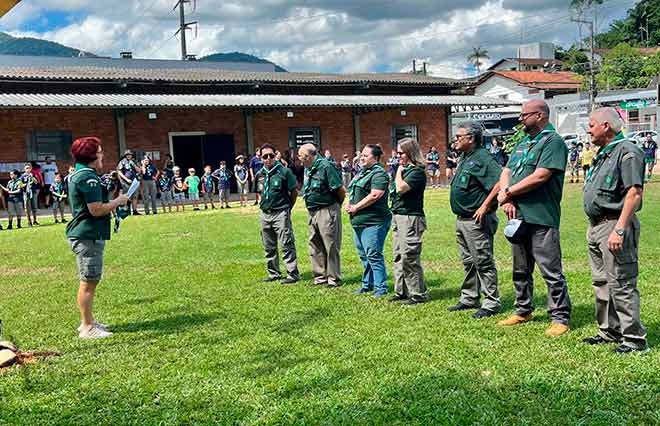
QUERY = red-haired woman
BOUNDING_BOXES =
[66,137,128,339]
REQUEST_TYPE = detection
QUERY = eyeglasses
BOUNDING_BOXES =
[519,111,539,119]
[262,153,275,159]
[455,133,473,140]
[396,151,405,155]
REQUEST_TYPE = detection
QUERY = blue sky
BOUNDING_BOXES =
[0,0,634,77]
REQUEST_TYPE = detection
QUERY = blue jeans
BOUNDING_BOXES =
[353,220,391,293]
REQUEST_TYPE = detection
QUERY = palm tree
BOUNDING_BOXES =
[467,46,490,76]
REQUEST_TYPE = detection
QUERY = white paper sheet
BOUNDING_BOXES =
[126,179,140,198]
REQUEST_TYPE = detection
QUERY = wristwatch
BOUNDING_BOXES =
[504,187,511,195]
[614,228,624,236]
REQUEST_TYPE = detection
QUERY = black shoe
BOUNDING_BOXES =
[61,219,67,223]
[226,205,231,209]
[17,224,22,229]
[613,344,648,354]
[253,201,258,205]
[194,207,200,211]
[281,277,299,285]
[212,206,216,209]
[133,211,141,216]
[401,298,426,306]
[220,206,224,209]
[204,205,208,210]
[33,221,40,226]
[145,212,150,215]
[6,225,12,230]
[448,302,478,312]
[262,276,282,283]
[54,220,59,224]
[582,335,612,345]
[388,294,408,303]
[473,308,498,319]
[152,212,157,215]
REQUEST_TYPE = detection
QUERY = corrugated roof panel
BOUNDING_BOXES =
[0,93,520,109]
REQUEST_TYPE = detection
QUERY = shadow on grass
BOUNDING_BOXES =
[111,313,224,334]
[272,306,333,334]
[124,296,161,306]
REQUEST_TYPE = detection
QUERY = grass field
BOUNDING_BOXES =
[1,183,659,425]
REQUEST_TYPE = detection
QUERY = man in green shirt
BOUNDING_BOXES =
[346,144,392,297]
[582,107,647,354]
[448,121,502,318]
[299,143,346,287]
[259,143,300,284]
[497,99,572,336]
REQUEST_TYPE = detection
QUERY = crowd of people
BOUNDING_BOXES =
[6,100,650,354]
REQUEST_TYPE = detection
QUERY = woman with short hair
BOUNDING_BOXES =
[389,138,429,305]
[67,137,128,339]
[346,144,392,297]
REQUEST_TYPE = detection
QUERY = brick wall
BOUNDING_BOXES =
[0,106,449,176]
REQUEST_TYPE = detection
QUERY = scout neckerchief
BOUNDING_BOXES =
[584,132,625,184]
[302,155,324,199]
[349,162,385,199]
[261,161,282,200]
[511,124,556,176]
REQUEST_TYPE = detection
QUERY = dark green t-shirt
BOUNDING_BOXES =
[450,148,502,217]
[391,165,426,216]
[66,164,111,241]
[303,155,343,210]
[259,163,297,212]
[583,137,644,218]
[506,124,567,228]
[349,163,391,227]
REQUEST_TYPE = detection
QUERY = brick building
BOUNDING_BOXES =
[0,56,516,178]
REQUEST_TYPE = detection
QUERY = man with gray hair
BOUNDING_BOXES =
[496,99,572,336]
[582,107,648,354]
[448,121,503,318]
[298,143,346,287]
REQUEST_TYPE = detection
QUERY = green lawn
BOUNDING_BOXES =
[1,184,659,426]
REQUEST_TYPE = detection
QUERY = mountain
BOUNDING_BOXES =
[201,52,287,72]
[0,32,94,57]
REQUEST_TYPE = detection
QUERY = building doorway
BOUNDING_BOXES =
[169,132,236,191]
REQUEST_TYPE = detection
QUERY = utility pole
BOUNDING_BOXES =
[173,0,197,60]
[572,16,596,114]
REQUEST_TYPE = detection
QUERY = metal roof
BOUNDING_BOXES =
[0,93,519,110]
[0,64,468,86]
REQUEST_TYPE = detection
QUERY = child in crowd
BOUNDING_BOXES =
[172,166,186,212]
[63,165,75,195]
[157,171,173,213]
[212,161,232,209]
[200,165,216,210]
[0,169,25,229]
[184,167,200,211]
[50,173,67,224]
[21,163,40,226]
[234,155,249,207]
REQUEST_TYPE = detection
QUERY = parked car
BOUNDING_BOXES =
[627,130,657,145]
[562,133,580,148]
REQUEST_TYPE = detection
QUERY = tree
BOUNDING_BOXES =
[595,43,655,90]
[557,46,590,75]
[593,0,660,48]
[467,46,489,76]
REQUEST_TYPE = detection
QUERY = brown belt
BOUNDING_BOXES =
[589,214,619,227]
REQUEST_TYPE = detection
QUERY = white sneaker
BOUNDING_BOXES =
[79,325,113,339]
[77,321,109,333]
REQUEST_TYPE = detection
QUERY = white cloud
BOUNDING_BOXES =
[1,0,631,76]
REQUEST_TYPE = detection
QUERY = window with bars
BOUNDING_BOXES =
[391,124,418,147]
[26,131,73,161]
[288,127,321,150]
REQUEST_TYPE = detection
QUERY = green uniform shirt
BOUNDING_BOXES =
[506,123,567,228]
[259,162,297,212]
[391,165,426,216]
[583,135,644,218]
[450,148,502,217]
[349,163,391,227]
[65,164,111,241]
[303,155,343,211]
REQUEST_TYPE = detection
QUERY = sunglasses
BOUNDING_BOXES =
[396,151,404,155]
[262,153,275,159]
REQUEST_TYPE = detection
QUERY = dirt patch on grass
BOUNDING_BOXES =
[0,266,57,276]
[0,351,62,373]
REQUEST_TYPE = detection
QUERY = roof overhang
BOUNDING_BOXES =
[0,93,519,112]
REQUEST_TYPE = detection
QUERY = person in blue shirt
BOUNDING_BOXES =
[212,161,233,209]
[157,172,173,213]
[201,165,217,210]
[0,169,25,229]
[249,148,264,206]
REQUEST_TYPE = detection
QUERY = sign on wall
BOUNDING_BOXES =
[470,112,502,121]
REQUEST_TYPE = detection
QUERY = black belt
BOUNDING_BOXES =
[589,213,619,226]
[457,215,475,220]
[262,208,287,214]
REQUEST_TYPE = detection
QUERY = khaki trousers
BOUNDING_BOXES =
[260,209,299,280]
[587,216,646,349]
[392,214,429,301]
[308,203,342,285]
[456,214,500,311]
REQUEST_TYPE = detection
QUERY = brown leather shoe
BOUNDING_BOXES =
[496,314,532,326]
[545,322,570,337]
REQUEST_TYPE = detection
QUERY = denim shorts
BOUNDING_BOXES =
[189,192,200,201]
[69,239,106,282]
[173,192,185,202]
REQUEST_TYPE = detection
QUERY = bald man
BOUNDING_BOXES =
[582,107,647,354]
[298,144,346,287]
[496,99,572,336]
